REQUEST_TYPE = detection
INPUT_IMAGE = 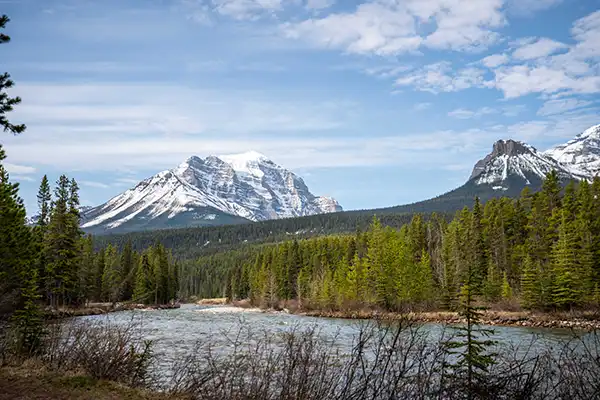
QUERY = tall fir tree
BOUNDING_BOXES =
[0,15,26,135]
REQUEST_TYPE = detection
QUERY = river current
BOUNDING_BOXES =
[75,303,584,375]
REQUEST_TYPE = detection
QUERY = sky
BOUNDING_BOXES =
[1,0,599,214]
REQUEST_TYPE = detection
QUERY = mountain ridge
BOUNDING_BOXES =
[82,124,598,235]
[81,151,342,234]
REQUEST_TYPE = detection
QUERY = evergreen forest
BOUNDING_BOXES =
[180,173,600,312]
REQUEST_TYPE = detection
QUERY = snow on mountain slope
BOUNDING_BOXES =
[81,151,342,233]
[469,139,583,191]
[544,124,600,177]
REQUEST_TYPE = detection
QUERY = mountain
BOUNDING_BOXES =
[544,124,600,177]
[468,139,583,192]
[81,151,342,234]
[378,137,588,216]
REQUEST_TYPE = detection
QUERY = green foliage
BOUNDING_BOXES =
[177,172,600,312]
[0,15,26,135]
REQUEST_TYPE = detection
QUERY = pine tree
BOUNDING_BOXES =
[469,198,487,293]
[45,176,80,307]
[521,256,540,309]
[102,244,122,304]
[120,240,135,300]
[36,175,51,228]
[134,253,153,304]
[444,262,497,399]
[501,271,512,300]
[0,15,26,135]
[552,211,583,309]
[33,176,52,300]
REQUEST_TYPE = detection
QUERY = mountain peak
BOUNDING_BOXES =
[544,123,600,177]
[491,139,534,157]
[81,150,341,233]
[579,124,600,140]
[219,150,269,163]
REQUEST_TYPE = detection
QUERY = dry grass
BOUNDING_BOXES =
[299,308,600,329]
[196,298,227,305]
[0,361,187,400]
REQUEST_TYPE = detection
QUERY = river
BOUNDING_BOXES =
[74,303,586,375]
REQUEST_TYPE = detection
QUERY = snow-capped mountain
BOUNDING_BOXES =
[544,124,600,178]
[469,139,583,192]
[81,151,342,234]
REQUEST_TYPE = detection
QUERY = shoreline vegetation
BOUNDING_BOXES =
[206,298,600,330]
[43,302,181,319]
[2,316,600,399]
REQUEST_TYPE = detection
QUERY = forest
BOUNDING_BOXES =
[179,172,600,312]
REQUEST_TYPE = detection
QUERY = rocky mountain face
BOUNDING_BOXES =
[382,124,598,216]
[468,139,585,193]
[81,151,342,234]
[544,124,600,177]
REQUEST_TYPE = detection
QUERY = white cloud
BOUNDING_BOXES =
[512,37,568,60]
[481,53,509,68]
[9,83,348,138]
[212,0,289,20]
[4,163,36,175]
[448,107,496,119]
[413,102,432,111]
[305,0,334,10]
[80,181,111,189]
[395,63,486,93]
[11,176,36,182]
[502,104,527,117]
[537,98,594,116]
[363,64,413,78]
[416,0,506,52]
[282,2,421,56]
[491,65,600,98]
[283,0,505,55]
[485,11,600,98]
[115,178,143,186]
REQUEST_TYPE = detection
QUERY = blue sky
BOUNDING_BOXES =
[1,0,599,214]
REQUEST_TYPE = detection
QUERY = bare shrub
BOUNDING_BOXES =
[161,318,600,400]
[42,317,154,387]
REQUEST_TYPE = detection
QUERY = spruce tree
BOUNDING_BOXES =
[33,176,51,300]
[521,256,540,309]
[134,253,153,304]
[552,211,583,309]
[444,262,497,399]
[36,175,51,228]
[45,176,79,307]
[0,15,26,135]
[102,244,123,304]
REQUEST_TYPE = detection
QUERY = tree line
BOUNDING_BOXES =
[199,172,600,311]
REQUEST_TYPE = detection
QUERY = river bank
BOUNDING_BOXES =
[43,302,181,319]
[299,309,600,330]
[205,298,600,330]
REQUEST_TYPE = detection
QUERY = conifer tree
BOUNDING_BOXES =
[501,272,512,300]
[33,176,52,299]
[444,261,497,399]
[134,253,153,304]
[120,240,135,300]
[521,256,540,309]
[36,175,51,228]
[552,210,583,309]
[102,244,122,304]
[0,15,26,135]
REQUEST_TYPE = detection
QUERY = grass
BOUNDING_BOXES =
[0,361,187,400]
[196,298,227,305]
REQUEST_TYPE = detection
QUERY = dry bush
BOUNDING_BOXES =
[161,318,600,400]
[42,317,154,387]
